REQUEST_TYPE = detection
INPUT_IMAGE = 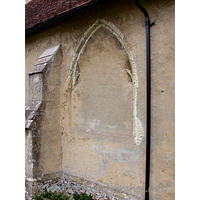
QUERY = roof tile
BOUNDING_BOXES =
[25,0,96,30]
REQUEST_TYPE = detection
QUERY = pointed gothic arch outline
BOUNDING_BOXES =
[67,19,145,145]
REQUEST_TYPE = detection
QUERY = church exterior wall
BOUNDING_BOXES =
[25,0,175,199]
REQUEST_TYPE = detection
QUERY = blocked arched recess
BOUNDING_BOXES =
[67,19,145,145]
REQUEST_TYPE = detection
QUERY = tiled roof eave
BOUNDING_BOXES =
[25,0,101,36]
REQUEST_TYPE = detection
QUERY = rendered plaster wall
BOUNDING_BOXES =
[38,49,63,176]
[25,130,28,176]
[62,25,146,199]
[25,47,63,183]
[25,0,175,199]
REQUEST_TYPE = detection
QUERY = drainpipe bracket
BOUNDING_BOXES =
[150,22,155,26]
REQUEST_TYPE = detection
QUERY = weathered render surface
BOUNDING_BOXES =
[25,45,63,198]
[25,0,175,199]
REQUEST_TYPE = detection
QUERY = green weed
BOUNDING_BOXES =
[34,196,44,200]
[73,192,92,200]
[34,189,92,200]
[34,189,69,200]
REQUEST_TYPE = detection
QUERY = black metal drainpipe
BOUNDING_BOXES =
[134,1,154,200]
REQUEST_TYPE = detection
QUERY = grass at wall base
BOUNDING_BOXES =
[34,189,93,200]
